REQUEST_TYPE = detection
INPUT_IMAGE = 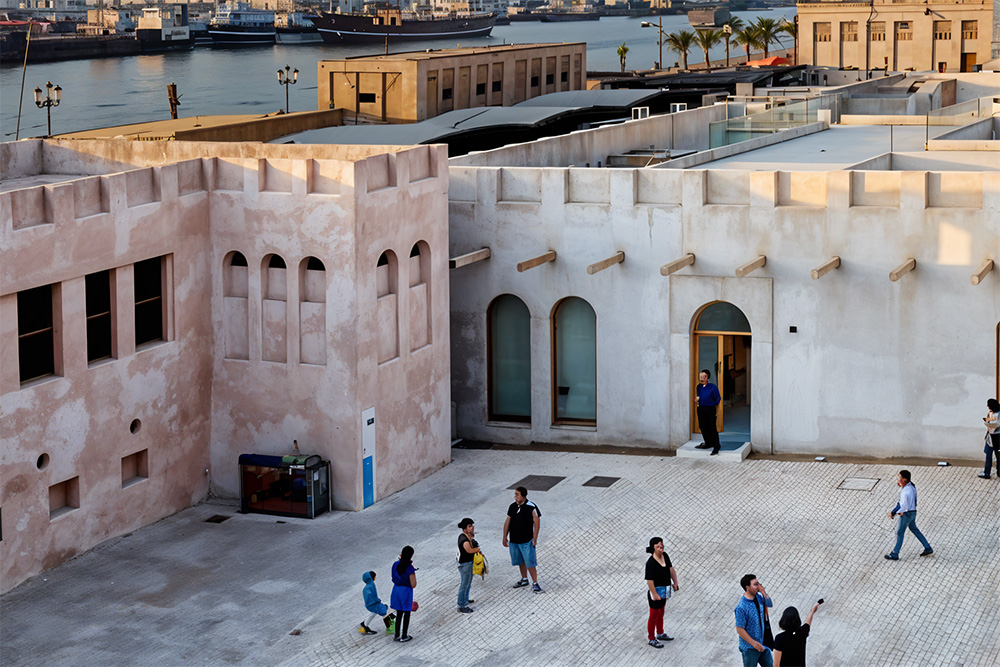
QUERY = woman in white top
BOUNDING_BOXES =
[979,398,1000,479]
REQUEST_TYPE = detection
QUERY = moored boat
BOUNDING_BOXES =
[136,6,194,52]
[312,9,495,44]
[276,12,320,43]
[209,2,275,46]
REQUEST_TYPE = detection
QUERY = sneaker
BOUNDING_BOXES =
[532,582,543,593]
[648,639,664,649]
[978,473,991,479]
[513,578,530,588]
[358,623,377,635]
[920,548,934,556]
[458,606,474,613]
[695,443,710,449]
[399,636,412,643]
[710,449,719,456]
[656,633,674,641]
[884,554,898,560]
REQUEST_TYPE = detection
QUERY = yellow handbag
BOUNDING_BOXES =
[472,551,488,578]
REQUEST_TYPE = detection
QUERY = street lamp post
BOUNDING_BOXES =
[277,65,298,114]
[33,81,62,137]
[641,18,665,70]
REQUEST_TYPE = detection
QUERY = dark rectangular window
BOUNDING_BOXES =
[546,73,554,85]
[86,270,113,363]
[358,93,376,104]
[134,257,163,346]
[476,82,486,96]
[17,284,55,384]
[492,80,501,93]
[561,71,568,83]
[442,87,452,100]
[530,75,539,88]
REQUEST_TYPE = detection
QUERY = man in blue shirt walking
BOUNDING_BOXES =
[735,574,773,667]
[695,369,722,455]
[885,469,933,560]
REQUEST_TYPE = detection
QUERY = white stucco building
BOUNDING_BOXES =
[446,72,999,459]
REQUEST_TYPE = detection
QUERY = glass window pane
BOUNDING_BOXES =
[490,295,531,420]
[555,297,596,421]
[696,302,751,333]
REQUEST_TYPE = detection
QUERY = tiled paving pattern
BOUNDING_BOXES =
[1,449,998,667]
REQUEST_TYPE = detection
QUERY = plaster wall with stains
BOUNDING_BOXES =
[0,139,451,593]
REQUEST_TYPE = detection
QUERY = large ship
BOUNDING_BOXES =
[136,6,194,52]
[208,2,275,46]
[311,8,495,44]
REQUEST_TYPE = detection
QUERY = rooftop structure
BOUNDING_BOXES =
[317,42,587,123]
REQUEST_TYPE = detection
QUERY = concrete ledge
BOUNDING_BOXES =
[677,440,751,462]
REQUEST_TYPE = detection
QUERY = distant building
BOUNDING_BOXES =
[0,139,451,593]
[797,0,1000,72]
[317,43,587,123]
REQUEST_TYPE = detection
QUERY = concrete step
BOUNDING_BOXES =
[677,439,751,462]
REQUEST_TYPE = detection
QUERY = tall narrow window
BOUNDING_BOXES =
[134,257,163,346]
[261,254,288,363]
[224,252,249,360]
[17,284,57,384]
[376,251,399,363]
[409,242,432,350]
[552,297,596,424]
[299,256,327,365]
[489,295,531,423]
[86,270,113,363]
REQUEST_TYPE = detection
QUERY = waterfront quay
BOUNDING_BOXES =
[1,9,794,139]
[1,448,997,666]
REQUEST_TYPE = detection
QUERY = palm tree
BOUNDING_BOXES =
[693,29,723,71]
[665,30,696,70]
[734,25,761,63]
[617,42,629,73]
[779,19,797,65]
[753,17,782,59]
[722,16,744,67]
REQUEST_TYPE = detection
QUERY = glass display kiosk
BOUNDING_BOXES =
[238,453,331,519]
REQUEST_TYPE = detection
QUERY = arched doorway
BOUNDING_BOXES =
[692,301,751,444]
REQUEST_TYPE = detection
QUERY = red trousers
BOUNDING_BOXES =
[647,606,664,640]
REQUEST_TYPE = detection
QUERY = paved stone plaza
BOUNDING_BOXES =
[2,448,998,666]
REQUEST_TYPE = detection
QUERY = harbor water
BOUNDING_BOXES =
[1,9,794,140]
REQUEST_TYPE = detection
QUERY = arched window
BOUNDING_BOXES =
[376,250,399,363]
[223,251,249,360]
[552,297,596,424]
[488,295,531,423]
[299,256,326,365]
[409,241,432,350]
[261,253,287,363]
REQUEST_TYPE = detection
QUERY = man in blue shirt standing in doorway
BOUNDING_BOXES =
[695,369,722,455]
[885,469,933,560]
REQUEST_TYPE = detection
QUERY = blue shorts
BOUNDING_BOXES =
[508,541,537,568]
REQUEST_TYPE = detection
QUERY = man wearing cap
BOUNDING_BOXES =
[457,518,481,613]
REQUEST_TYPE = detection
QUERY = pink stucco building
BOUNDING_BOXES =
[0,139,451,593]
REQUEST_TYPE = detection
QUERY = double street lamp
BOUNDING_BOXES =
[641,18,667,70]
[33,81,62,137]
[277,65,298,114]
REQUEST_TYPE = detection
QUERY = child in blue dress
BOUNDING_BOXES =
[390,546,417,642]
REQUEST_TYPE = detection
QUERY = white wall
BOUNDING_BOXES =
[449,165,1000,458]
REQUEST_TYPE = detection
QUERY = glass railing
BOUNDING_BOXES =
[709,93,843,148]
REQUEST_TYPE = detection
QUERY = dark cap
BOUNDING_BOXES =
[458,518,474,529]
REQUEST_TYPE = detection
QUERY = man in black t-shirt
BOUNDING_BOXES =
[502,486,542,593]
